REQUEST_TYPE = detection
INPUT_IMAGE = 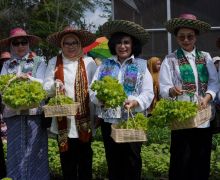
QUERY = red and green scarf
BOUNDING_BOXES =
[176,48,208,96]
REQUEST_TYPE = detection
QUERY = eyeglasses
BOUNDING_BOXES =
[12,40,29,47]
[177,34,195,42]
[63,41,79,47]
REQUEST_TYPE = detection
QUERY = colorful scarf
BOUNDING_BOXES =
[99,59,138,95]
[55,54,90,152]
[176,48,208,96]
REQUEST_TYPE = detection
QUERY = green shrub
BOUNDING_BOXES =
[141,143,170,179]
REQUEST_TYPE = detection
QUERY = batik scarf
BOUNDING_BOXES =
[55,54,90,152]
[176,48,208,96]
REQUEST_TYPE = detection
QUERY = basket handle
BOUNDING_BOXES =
[2,75,25,94]
[126,108,135,129]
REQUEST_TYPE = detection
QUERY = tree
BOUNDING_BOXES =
[0,0,111,57]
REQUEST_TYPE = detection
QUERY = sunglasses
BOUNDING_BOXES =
[177,34,195,42]
[12,40,29,47]
[63,41,79,47]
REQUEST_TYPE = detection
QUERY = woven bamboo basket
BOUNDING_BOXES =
[43,82,80,117]
[43,102,80,117]
[111,124,147,143]
[110,109,147,143]
[171,104,212,130]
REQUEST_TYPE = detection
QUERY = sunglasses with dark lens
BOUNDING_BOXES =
[12,40,29,47]
[63,41,79,47]
[177,34,195,42]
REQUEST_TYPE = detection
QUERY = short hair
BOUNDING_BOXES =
[108,32,142,57]
[174,27,200,36]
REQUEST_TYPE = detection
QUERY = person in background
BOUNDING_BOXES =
[44,26,97,180]
[0,51,11,71]
[0,27,49,180]
[160,13,219,180]
[147,57,161,114]
[90,20,154,180]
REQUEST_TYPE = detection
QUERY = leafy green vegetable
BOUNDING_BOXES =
[0,74,16,93]
[91,76,127,108]
[3,79,47,109]
[148,98,198,128]
[47,95,74,105]
[117,112,148,132]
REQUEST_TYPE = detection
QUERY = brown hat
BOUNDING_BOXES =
[99,20,149,45]
[0,28,41,48]
[47,26,96,48]
[165,14,211,34]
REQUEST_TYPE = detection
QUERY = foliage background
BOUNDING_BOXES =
[0,0,111,59]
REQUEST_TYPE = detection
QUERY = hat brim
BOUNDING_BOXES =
[99,20,149,45]
[0,35,41,48]
[165,18,211,34]
[47,29,96,48]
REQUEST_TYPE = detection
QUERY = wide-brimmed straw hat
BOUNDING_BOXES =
[99,20,149,45]
[165,14,211,34]
[0,51,11,60]
[47,26,96,48]
[0,28,41,48]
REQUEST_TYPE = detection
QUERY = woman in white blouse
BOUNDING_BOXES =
[160,14,219,180]
[90,20,154,180]
[43,26,97,180]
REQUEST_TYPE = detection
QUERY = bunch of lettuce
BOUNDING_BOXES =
[91,76,127,108]
[0,74,16,93]
[117,113,148,132]
[47,95,74,105]
[3,79,47,110]
[148,98,198,128]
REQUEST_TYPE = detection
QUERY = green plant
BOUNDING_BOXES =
[0,74,15,92]
[3,79,47,109]
[148,99,198,128]
[47,95,74,105]
[147,127,171,145]
[117,112,148,132]
[141,143,170,179]
[91,76,127,108]
[48,138,62,176]
[92,141,108,179]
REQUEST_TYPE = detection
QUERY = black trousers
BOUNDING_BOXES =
[59,138,93,180]
[101,120,142,180]
[0,138,6,179]
[169,128,212,180]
